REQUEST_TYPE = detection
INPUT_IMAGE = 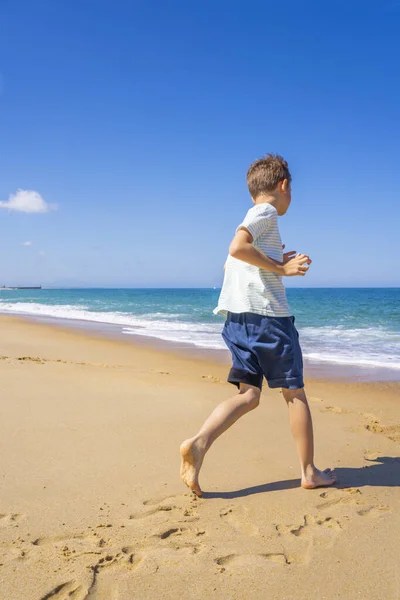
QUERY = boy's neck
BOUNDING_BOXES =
[253,193,279,211]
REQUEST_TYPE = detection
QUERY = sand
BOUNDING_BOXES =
[0,316,399,600]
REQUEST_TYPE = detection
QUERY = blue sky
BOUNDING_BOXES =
[0,0,399,288]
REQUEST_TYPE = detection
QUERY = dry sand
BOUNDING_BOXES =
[0,316,399,600]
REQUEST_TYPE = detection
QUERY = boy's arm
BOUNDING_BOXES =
[229,228,311,276]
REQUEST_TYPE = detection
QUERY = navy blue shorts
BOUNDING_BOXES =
[222,312,304,390]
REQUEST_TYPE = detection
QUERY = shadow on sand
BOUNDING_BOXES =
[202,456,400,500]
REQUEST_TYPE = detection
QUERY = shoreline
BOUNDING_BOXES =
[1,311,399,384]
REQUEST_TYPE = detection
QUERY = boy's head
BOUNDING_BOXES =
[247,154,292,215]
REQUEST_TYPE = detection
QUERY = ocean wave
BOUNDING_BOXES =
[1,300,399,370]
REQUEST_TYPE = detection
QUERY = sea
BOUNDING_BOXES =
[0,288,399,380]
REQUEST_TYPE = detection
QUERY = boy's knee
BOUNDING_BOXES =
[239,384,261,410]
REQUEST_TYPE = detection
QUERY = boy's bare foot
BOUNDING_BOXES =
[301,467,337,489]
[180,438,206,497]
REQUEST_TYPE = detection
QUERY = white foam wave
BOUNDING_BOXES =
[139,312,187,319]
[1,301,399,370]
[122,327,225,349]
[303,352,400,370]
[0,301,226,349]
[302,325,400,342]
[300,326,400,369]
[0,301,140,326]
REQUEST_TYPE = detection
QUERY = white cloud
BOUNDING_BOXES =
[22,241,33,246]
[0,189,55,213]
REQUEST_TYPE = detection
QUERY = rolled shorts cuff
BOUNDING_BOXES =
[227,367,263,390]
[267,376,304,390]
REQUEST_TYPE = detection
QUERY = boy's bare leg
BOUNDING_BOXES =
[180,383,260,496]
[282,388,337,489]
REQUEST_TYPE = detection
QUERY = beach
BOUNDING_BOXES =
[0,315,399,600]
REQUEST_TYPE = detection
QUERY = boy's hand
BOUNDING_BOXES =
[282,253,312,276]
[282,244,297,264]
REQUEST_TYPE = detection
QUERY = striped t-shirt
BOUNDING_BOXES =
[214,202,291,317]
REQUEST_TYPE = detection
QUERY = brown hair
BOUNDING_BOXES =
[246,154,291,198]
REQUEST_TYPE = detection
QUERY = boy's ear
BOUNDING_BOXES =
[280,179,289,193]
[251,196,256,204]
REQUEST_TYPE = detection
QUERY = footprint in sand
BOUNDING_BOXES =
[322,405,349,414]
[85,554,130,600]
[0,513,24,526]
[215,552,289,570]
[0,545,32,567]
[41,547,150,600]
[53,558,122,600]
[316,489,364,510]
[40,580,87,600]
[142,494,181,507]
[31,533,88,547]
[277,514,342,537]
[21,531,111,572]
[129,504,177,520]
[318,491,391,519]
[219,506,259,536]
[152,527,186,540]
[150,526,202,550]
[357,505,391,517]
[31,532,101,558]
[140,493,200,522]
[275,514,343,564]
[202,375,223,384]
[362,415,400,442]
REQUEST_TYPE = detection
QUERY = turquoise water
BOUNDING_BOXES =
[0,288,399,375]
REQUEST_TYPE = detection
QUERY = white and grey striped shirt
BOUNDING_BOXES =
[214,203,291,317]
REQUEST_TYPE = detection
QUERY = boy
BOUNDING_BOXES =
[180,154,336,496]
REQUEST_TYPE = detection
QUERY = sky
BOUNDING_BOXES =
[0,0,399,288]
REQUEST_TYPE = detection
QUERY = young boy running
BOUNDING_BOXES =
[180,154,336,496]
